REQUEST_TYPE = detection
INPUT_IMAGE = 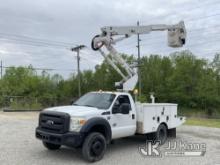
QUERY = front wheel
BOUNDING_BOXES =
[82,132,107,162]
[43,142,61,150]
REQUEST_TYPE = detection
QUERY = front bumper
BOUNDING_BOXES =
[36,127,85,148]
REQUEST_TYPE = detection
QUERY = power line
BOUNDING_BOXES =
[141,1,220,25]
[0,38,71,49]
[0,35,100,64]
[0,33,79,50]
[0,33,77,46]
[0,39,68,50]
[2,66,77,72]
[1,10,220,53]
[4,8,212,51]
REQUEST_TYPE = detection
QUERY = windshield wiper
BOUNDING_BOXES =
[84,104,94,107]
[73,104,94,108]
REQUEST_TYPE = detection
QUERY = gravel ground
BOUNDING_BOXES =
[0,112,220,165]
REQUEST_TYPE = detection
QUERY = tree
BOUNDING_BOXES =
[0,51,219,116]
[211,53,220,97]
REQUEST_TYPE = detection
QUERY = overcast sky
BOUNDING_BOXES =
[0,0,220,78]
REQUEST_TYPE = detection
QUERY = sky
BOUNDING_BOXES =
[0,0,220,78]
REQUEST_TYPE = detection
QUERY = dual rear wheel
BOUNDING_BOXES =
[155,124,167,145]
[147,124,168,145]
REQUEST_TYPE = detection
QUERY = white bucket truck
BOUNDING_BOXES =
[36,21,186,162]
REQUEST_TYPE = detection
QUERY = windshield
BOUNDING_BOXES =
[73,93,116,109]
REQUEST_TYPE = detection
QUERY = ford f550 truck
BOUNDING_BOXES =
[36,91,185,162]
[36,21,186,162]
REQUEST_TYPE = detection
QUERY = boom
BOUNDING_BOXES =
[91,21,186,91]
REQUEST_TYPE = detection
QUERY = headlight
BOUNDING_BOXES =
[69,117,87,132]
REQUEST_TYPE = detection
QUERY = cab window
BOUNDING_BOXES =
[113,95,131,111]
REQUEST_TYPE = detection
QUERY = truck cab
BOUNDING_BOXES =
[72,91,137,139]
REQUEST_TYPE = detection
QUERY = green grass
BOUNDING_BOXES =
[9,101,42,110]
[179,107,220,118]
[185,118,220,128]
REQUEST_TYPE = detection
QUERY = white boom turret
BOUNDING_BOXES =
[91,21,186,91]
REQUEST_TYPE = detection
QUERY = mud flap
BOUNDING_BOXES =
[168,128,176,138]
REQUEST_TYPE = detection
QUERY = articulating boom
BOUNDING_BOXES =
[91,21,186,91]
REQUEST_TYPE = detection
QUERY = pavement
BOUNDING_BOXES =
[0,111,220,165]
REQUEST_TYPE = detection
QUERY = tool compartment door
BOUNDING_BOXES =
[136,104,157,134]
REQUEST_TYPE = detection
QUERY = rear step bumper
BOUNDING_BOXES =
[36,127,84,147]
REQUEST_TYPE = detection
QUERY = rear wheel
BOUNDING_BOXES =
[43,142,61,150]
[155,124,167,145]
[82,132,106,162]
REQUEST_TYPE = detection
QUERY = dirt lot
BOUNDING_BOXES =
[0,111,220,165]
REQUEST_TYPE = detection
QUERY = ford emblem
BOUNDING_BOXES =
[46,120,54,125]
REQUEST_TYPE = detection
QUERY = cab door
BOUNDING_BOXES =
[109,95,136,139]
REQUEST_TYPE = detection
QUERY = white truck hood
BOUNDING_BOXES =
[44,105,104,118]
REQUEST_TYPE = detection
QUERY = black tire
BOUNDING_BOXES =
[43,142,61,150]
[155,124,167,145]
[82,132,107,162]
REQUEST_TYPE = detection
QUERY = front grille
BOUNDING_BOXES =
[39,111,70,134]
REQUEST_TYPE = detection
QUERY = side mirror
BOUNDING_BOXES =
[112,105,120,114]
[119,103,130,114]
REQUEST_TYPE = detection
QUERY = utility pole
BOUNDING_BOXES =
[137,21,141,97]
[0,60,2,79]
[71,45,86,97]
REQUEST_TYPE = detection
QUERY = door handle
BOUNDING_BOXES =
[132,114,135,119]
